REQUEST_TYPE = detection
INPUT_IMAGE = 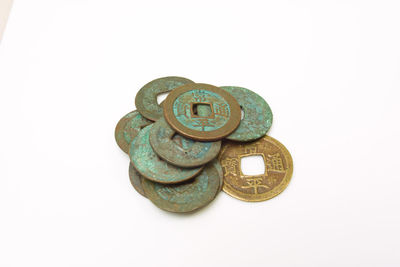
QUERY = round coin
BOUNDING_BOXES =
[115,110,153,154]
[129,163,146,197]
[219,136,293,202]
[141,162,221,213]
[149,117,221,168]
[221,86,273,142]
[135,76,194,121]
[130,124,203,184]
[163,83,241,141]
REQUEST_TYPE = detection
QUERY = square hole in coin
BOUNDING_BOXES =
[191,103,213,117]
[157,92,170,104]
[240,155,266,175]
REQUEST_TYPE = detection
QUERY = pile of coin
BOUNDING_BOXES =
[115,76,293,213]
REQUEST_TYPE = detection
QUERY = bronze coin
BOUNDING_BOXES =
[163,83,241,141]
[221,86,273,142]
[141,162,221,213]
[219,136,293,202]
[128,163,146,197]
[129,124,204,184]
[135,76,194,121]
[115,110,152,154]
[149,117,221,168]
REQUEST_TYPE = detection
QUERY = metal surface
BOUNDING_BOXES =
[219,136,293,202]
[135,76,194,121]
[149,117,221,167]
[141,161,221,213]
[212,159,224,192]
[163,83,241,141]
[129,124,203,184]
[115,110,152,154]
[221,86,273,142]
[128,163,146,197]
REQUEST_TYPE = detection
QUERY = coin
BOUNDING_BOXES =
[163,83,241,141]
[141,161,221,213]
[129,163,146,197]
[221,86,273,142]
[135,76,194,121]
[149,117,221,167]
[211,159,224,192]
[115,110,153,154]
[130,124,203,184]
[219,136,293,202]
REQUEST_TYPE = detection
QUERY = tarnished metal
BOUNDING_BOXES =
[163,83,241,141]
[129,163,146,197]
[141,161,221,213]
[135,76,194,121]
[115,110,153,154]
[221,86,273,142]
[149,118,221,167]
[130,124,203,184]
[211,159,224,193]
[219,136,293,202]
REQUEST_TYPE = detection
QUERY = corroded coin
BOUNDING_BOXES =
[115,110,152,154]
[219,136,293,202]
[163,83,241,141]
[221,86,273,142]
[149,118,221,168]
[129,163,146,197]
[130,124,203,184]
[135,76,194,121]
[141,162,221,213]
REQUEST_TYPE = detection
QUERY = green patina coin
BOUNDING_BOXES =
[163,83,241,141]
[149,118,221,168]
[130,124,203,184]
[221,86,273,142]
[115,110,153,154]
[128,163,146,197]
[135,76,194,121]
[141,161,221,213]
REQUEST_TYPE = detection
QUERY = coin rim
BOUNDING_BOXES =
[220,136,293,202]
[128,162,147,198]
[163,83,241,141]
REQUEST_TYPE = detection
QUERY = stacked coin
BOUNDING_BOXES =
[115,76,293,213]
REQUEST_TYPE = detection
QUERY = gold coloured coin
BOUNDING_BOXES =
[163,83,241,141]
[219,136,293,202]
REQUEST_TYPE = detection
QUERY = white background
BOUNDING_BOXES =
[1,1,399,266]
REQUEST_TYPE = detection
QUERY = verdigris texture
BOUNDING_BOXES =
[149,118,221,168]
[221,86,273,141]
[130,125,203,184]
[135,76,194,121]
[142,162,221,213]
[115,110,153,154]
